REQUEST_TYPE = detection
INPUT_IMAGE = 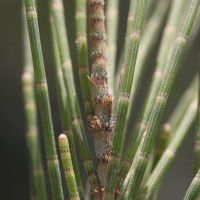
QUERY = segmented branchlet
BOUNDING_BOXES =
[88,0,113,191]
[23,2,64,199]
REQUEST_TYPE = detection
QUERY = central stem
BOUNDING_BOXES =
[88,0,112,191]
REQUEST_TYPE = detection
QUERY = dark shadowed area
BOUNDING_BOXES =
[0,0,200,199]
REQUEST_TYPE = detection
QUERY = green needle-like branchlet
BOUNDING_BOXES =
[138,97,197,200]
[103,0,148,199]
[153,76,197,169]
[88,0,112,190]
[183,168,200,200]
[194,59,200,177]
[49,13,84,199]
[75,0,95,123]
[22,73,47,200]
[23,1,64,199]
[122,0,138,67]
[49,0,100,192]
[121,131,146,200]
[116,0,187,189]
[58,134,81,200]
[106,0,120,95]
[127,0,171,119]
[22,3,47,200]
[124,0,200,199]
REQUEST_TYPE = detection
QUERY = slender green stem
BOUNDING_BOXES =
[153,76,197,169]
[116,0,187,190]
[113,0,138,110]
[24,1,64,199]
[49,13,84,199]
[106,0,120,95]
[22,3,37,199]
[49,0,100,192]
[75,0,95,123]
[139,98,197,200]
[22,73,48,200]
[124,0,200,198]
[103,0,148,199]
[122,0,138,66]
[194,59,200,177]
[88,0,112,190]
[144,0,158,22]
[183,168,200,200]
[127,0,171,121]
[121,131,147,200]
[58,134,80,200]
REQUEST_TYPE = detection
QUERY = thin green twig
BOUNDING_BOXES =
[116,0,187,190]
[75,0,95,124]
[103,0,148,199]
[49,0,100,192]
[153,76,197,169]
[127,0,171,121]
[106,0,120,95]
[23,0,64,199]
[123,0,200,199]
[138,97,197,200]
[183,169,200,200]
[49,13,84,199]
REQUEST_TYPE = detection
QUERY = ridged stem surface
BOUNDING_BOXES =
[123,0,200,199]
[153,76,197,169]
[103,0,148,199]
[183,168,200,200]
[23,1,64,199]
[88,0,112,190]
[49,13,84,199]
[75,0,95,123]
[58,134,80,200]
[139,98,197,200]
[49,0,100,192]
[127,0,171,120]
[116,0,187,190]
[106,0,120,95]
[22,3,47,199]
[121,131,146,200]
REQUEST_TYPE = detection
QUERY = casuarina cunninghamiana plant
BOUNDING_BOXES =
[22,0,200,199]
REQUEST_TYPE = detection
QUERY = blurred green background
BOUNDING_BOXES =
[0,0,200,199]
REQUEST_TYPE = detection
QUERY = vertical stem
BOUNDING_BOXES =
[58,134,80,200]
[127,0,171,119]
[103,0,148,199]
[116,0,186,190]
[153,75,197,169]
[49,0,100,192]
[88,0,112,190]
[23,0,64,199]
[183,169,200,200]
[22,3,36,199]
[49,13,84,199]
[139,98,197,200]
[121,131,146,200]
[122,0,138,66]
[75,0,95,123]
[106,0,120,95]
[124,0,200,199]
